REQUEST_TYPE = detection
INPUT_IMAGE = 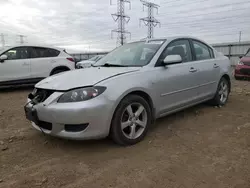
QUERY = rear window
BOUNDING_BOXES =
[48,49,60,57]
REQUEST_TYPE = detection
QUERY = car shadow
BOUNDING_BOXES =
[34,103,211,151]
[36,133,121,151]
[150,103,209,132]
[0,85,34,93]
[235,78,250,81]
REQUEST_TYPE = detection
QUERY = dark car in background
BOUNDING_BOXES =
[235,48,250,80]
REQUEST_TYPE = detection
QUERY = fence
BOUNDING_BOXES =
[212,41,250,66]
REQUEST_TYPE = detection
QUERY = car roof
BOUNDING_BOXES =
[1,44,64,52]
[140,36,209,45]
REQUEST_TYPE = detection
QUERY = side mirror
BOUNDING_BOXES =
[163,55,182,65]
[0,54,7,62]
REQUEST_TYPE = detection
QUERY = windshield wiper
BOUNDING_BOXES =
[99,63,128,67]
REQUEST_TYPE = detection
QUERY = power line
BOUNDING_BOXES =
[161,0,250,10]
[139,0,160,39]
[110,0,131,46]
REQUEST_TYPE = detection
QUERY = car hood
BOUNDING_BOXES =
[36,67,140,91]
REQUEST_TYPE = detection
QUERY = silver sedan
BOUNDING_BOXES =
[24,36,231,145]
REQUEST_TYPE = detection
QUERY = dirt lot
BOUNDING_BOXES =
[0,80,250,188]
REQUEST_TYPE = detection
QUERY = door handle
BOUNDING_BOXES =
[213,63,219,68]
[189,67,197,73]
[22,62,29,66]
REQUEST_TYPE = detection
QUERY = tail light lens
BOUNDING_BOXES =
[67,58,75,62]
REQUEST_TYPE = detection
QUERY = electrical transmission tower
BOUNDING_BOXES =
[111,0,131,46]
[1,33,6,48]
[140,0,160,39]
[17,35,27,44]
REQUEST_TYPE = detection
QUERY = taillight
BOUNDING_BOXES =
[67,58,75,62]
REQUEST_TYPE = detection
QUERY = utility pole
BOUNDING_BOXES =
[111,0,131,46]
[140,0,160,39]
[17,35,27,44]
[1,33,6,48]
[239,31,242,43]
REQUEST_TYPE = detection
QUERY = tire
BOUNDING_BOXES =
[110,95,152,146]
[51,69,68,75]
[210,77,230,106]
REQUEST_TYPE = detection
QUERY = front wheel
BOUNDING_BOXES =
[110,95,152,146]
[210,77,230,106]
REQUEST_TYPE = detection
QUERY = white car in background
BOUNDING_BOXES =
[76,55,104,69]
[0,45,75,87]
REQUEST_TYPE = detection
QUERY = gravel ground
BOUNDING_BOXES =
[0,80,250,188]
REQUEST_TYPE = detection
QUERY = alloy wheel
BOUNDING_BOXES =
[120,103,147,140]
[218,80,229,104]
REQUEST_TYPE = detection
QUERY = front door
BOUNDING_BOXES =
[153,39,200,116]
[0,47,30,83]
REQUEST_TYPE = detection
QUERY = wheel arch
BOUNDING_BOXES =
[221,74,231,92]
[109,89,156,133]
[108,89,156,138]
[50,66,70,76]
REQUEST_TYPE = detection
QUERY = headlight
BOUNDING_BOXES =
[58,86,106,103]
[238,61,244,65]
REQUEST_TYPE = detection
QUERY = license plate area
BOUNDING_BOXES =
[24,106,39,125]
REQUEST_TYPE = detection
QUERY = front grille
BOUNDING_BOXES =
[65,124,89,132]
[240,68,250,75]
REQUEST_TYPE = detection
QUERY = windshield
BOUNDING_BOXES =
[94,40,164,67]
[89,56,99,61]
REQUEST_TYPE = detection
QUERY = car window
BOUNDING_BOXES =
[96,56,102,62]
[3,47,29,60]
[160,39,192,63]
[48,49,60,57]
[193,40,213,60]
[89,56,98,61]
[30,47,60,58]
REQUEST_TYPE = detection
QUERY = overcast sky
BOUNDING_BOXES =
[0,0,250,53]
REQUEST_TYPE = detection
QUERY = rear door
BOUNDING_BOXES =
[153,39,201,115]
[0,47,30,82]
[29,47,60,78]
[190,40,220,99]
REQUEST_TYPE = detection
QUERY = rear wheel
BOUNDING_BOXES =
[210,77,230,106]
[110,95,152,146]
